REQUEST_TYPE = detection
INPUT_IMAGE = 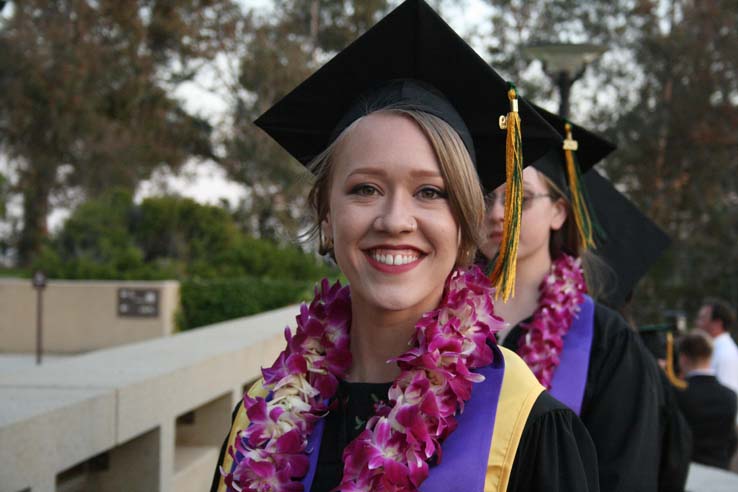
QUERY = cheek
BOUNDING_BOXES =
[329,205,366,255]
[519,209,553,249]
[426,209,460,260]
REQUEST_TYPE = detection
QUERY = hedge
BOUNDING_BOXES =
[177,276,319,330]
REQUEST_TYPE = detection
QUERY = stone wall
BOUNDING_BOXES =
[0,279,179,353]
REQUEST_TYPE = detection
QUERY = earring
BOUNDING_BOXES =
[320,232,334,255]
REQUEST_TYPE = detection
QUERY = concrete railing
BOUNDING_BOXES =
[4,302,738,492]
[0,304,298,492]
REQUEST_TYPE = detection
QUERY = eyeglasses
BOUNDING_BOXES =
[484,191,554,211]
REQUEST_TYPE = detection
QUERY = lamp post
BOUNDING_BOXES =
[32,271,47,365]
[522,43,606,119]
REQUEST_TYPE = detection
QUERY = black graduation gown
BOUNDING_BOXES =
[654,370,692,491]
[211,380,600,492]
[502,302,663,492]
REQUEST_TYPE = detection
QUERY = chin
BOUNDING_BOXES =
[365,281,434,311]
[349,270,448,316]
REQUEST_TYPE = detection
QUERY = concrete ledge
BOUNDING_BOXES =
[173,446,220,492]
[0,304,298,492]
[686,462,738,491]
[0,387,116,492]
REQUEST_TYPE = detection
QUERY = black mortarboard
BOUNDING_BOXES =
[530,104,617,194]
[583,169,672,310]
[637,322,686,389]
[254,0,561,191]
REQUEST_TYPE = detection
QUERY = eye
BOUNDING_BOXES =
[350,183,380,197]
[416,186,447,200]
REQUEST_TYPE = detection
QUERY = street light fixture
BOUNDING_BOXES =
[522,43,606,119]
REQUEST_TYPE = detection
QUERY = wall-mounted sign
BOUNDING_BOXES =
[117,288,160,318]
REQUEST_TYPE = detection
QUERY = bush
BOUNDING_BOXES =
[32,190,340,328]
[178,276,317,330]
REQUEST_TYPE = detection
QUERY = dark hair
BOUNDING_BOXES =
[678,330,713,361]
[704,298,736,330]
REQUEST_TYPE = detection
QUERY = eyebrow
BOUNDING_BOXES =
[347,166,443,179]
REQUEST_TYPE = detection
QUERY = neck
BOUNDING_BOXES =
[495,248,553,334]
[685,360,712,374]
[346,298,431,383]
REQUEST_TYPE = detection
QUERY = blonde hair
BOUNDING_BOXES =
[307,107,484,266]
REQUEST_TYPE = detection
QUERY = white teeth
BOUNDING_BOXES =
[370,251,419,265]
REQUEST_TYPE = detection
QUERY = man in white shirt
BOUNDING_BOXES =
[696,299,738,395]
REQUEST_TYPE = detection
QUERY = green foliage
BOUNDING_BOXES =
[177,276,315,330]
[34,190,338,328]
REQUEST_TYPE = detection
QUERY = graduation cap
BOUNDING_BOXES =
[583,169,672,310]
[638,322,687,389]
[254,0,563,300]
[530,104,617,252]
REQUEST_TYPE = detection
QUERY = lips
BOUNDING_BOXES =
[487,231,503,242]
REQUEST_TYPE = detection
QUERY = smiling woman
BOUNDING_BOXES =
[210,1,600,491]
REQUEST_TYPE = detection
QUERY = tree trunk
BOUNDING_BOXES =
[18,165,53,266]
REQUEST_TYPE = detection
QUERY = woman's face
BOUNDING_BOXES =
[324,112,459,314]
[480,166,567,264]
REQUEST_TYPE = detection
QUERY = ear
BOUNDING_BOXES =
[550,197,568,231]
[321,212,332,241]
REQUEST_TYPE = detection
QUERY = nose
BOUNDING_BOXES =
[373,191,417,234]
[485,194,505,223]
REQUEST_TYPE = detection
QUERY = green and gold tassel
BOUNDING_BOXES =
[490,84,523,301]
[563,123,598,251]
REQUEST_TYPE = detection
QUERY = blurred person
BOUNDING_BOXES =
[675,330,737,469]
[210,2,599,492]
[583,170,692,492]
[480,106,666,492]
[696,298,738,395]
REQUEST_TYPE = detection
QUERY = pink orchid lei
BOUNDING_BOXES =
[517,253,587,389]
[222,266,503,492]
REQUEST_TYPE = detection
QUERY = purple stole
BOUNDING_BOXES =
[548,295,595,416]
[300,344,507,491]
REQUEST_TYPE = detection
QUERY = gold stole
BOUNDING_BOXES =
[485,346,544,491]
[216,346,542,492]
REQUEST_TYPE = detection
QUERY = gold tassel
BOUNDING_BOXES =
[563,123,597,251]
[665,332,688,389]
[490,86,523,301]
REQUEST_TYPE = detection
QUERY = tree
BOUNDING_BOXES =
[0,0,240,265]
[0,171,7,219]
[483,0,738,320]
